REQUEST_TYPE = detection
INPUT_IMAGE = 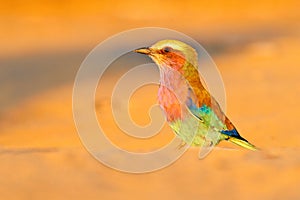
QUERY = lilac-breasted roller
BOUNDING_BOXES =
[135,40,257,157]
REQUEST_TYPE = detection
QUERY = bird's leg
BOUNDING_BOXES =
[198,138,214,159]
[177,140,187,150]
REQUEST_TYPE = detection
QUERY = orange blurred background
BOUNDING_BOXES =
[0,0,300,199]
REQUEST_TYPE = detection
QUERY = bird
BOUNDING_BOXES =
[134,39,257,157]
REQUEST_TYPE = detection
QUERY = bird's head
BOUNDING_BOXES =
[134,40,198,72]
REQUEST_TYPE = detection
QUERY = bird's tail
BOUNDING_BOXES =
[227,136,258,151]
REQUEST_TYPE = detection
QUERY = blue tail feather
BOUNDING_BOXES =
[221,129,248,142]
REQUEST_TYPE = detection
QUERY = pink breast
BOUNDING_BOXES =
[158,86,183,122]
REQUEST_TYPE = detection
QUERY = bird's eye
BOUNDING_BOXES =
[162,46,173,53]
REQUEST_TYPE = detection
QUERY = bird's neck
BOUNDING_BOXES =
[157,64,209,122]
[158,67,188,122]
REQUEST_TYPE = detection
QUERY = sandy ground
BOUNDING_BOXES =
[1,1,300,199]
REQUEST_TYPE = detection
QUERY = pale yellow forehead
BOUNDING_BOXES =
[151,39,191,51]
